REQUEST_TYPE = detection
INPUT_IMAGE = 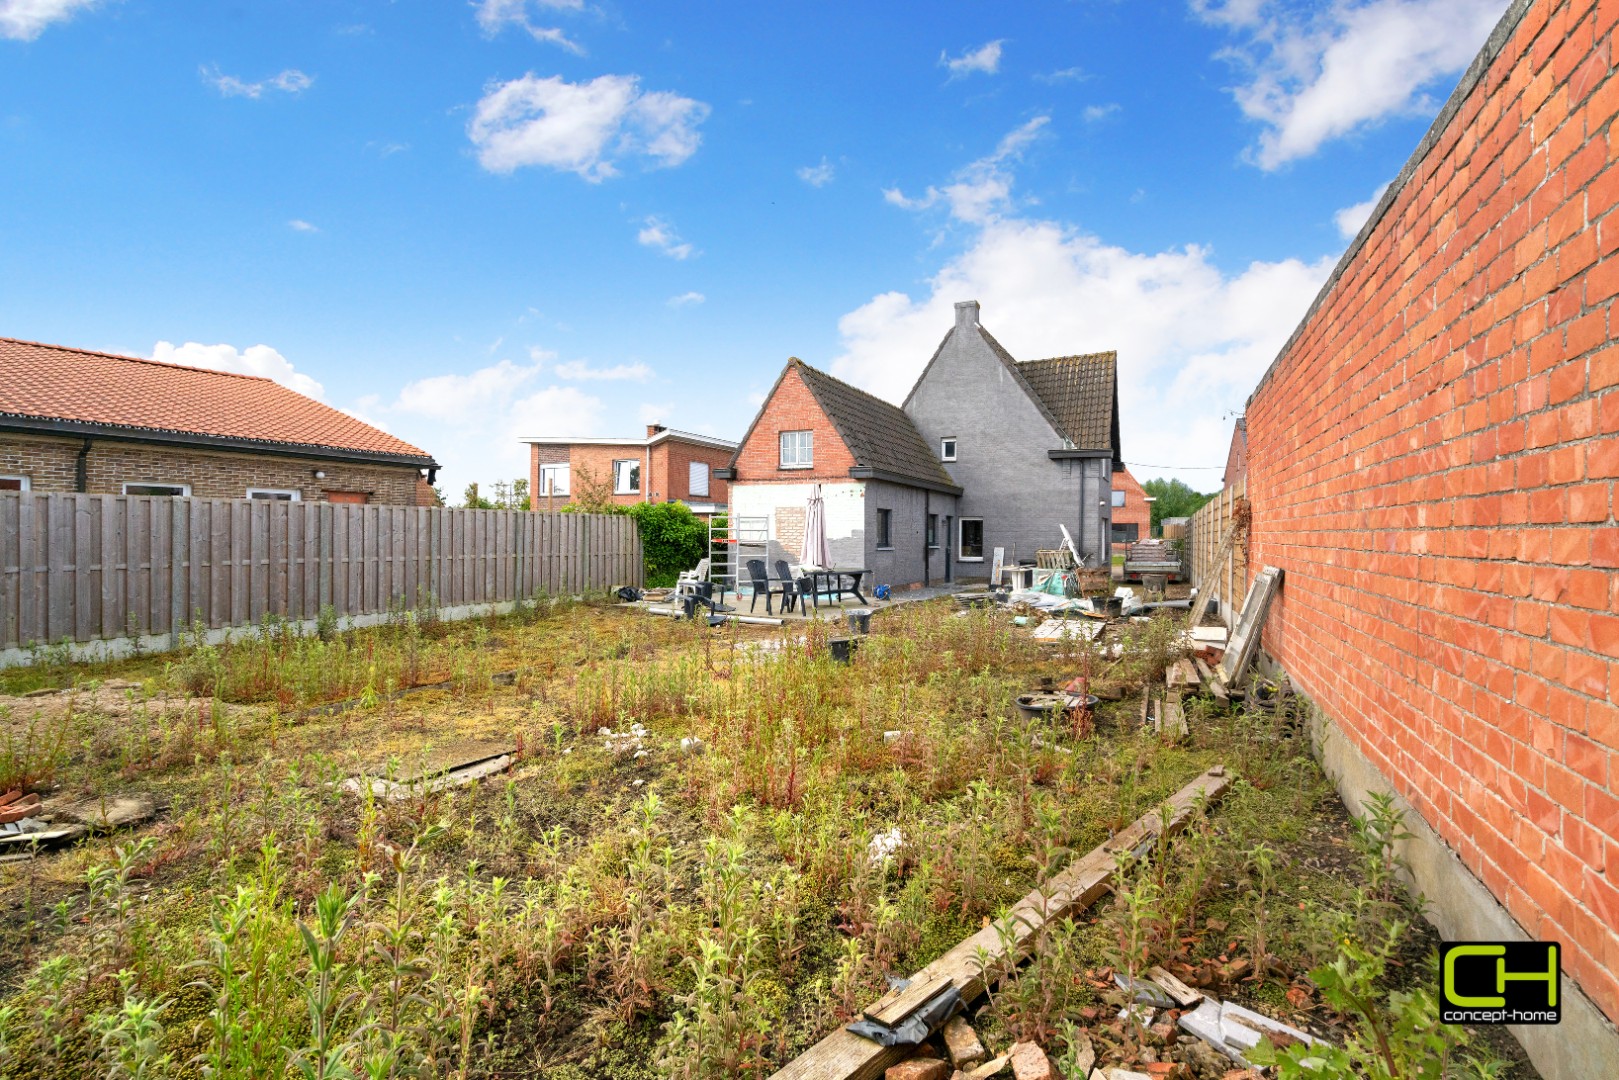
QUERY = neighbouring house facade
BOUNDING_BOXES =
[719,358,961,588]
[1223,417,1247,488]
[1110,466,1151,549]
[0,337,438,505]
[903,300,1121,572]
[522,426,736,514]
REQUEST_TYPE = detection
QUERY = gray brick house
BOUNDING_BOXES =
[902,300,1120,571]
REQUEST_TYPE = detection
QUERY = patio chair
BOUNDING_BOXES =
[773,560,802,613]
[745,559,793,615]
[674,557,711,597]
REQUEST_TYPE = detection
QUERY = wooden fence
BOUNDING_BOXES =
[0,493,641,650]
[1189,479,1247,629]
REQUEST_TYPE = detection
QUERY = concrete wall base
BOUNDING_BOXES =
[1296,672,1619,1079]
[0,597,559,670]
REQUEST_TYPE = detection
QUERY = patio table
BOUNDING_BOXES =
[799,567,869,609]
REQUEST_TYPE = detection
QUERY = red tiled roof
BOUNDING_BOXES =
[0,337,433,462]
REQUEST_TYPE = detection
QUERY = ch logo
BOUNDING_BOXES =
[1440,942,1561,1024]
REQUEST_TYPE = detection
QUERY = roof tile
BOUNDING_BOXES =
[792,360,958,490]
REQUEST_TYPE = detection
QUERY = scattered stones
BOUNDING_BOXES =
[867,826,903,865]
[680,736,704,753]
[1066,1032,1095,1076]
[886,1057,951,1080]
[965,1054,1011,1079]
[883,730,906,745]
[51,795,156,830]
[1103,1070,1151,1080]
[1008,1041,1055,1080]
[941,1017,985,1068]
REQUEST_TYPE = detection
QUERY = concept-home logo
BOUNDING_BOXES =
[1440,942,1561,1025]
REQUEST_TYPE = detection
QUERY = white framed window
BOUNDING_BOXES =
[959,518,984,561]
[689,461,710,497]
[539,464,570,496]
[779,430,813,468]
[941,437,957,462]
[123,482,190,497]
[613,459,641,494]
[927,513,938,549]
[247,488,300,501]
[1111,489,1126,508]
[876,508,893,549]
[0,475,29,491]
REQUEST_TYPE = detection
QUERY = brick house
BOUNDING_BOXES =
[522,426,736,513]
[719,358,962,588]
[1109,466,1152,549]
[1223,417,1247,488]
[0,337,438,505]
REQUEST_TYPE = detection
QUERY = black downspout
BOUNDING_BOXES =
[75,438,91,493]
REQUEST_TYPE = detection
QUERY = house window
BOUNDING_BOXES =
[0,475,28,491]
[247,488,300,501]
[1111,522,1140,544]
[779,430,813,468]
[1111,489,1126,508]
[123,482,190,497]
[613,459,641,494]
[926,513,938,549]
[539,464,570,497]
[959,518,984,561]
[941,437,957,462]
[876,508,893,549]
[689,461,710,498]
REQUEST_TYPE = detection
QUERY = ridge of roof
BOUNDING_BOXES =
[0,336,277,383]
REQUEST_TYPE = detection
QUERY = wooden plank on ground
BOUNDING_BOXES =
[1160,690,1187,738]
[1193,658,1228,703]
[768,766,1231,1080]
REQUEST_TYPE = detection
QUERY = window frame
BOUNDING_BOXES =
[122,482,191,497]
[940,437,957,462]
[876,507,893,550]
[778,430,814,469]
[246,488,300,501]
[926,513,938,550]
[1111,489,1127,508]
[612,459,641,495]
[538,463,571,497]
[958,517,985,562]
[1110,522,1140,544]
[688,461,710,498]
[0,475,29,492]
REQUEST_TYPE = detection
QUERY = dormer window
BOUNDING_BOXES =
[941,437,957,462]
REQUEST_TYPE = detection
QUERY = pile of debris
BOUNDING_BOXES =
[0,789,156,860]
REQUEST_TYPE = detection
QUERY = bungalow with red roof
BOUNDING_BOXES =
[0,337,438,505]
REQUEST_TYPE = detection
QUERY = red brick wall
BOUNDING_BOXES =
[650,439,733,505]
[570,444,648,508]
[1245,0,1619,1022]
[732,363,856,483]
[528,439,734,509]
[0,432,429,505]
[1111,467,1151,549]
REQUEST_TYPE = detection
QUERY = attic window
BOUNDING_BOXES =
[1111,490,1126,508]
[780,430,813,469]
[123,482,190,497]
[940,437,957,462]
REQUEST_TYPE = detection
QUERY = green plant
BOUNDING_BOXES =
[1351,792,1417,910]
[628,501,708,587]
[95,969,173,1080]
[289,882,365,1080]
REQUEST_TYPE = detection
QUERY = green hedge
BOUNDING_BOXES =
[627,502,708,587]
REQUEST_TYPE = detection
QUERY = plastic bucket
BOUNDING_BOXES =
[846,609,872,635]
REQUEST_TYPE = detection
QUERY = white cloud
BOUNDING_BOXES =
[637,402,672,426]
[668,291,705,307]
[1333,182,1388,237]
[797,157,835,187]
[1034,66,1088,84]
[1196,0,1505,169]
[378,357,606,494]
[834,128,1336,488]
[288,219,319,233]
[637,215,694,259]
[1083,103,1121,122]
[0,0,99,41]
[472,0,583,53]
[941,39,1004,78]
[553,359,654,381]
[202,65,313,99]
[884,116,1048,225]
[150,341,327,401]
[467,73,709,179]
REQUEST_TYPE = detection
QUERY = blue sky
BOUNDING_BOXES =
[0,0,1510,496]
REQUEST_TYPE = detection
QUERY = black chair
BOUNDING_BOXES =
[745,559,793,615]
[773,560,801,613]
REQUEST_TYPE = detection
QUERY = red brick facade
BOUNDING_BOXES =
[527,428,733,510]
[731,364,857,483]
[1246,0,1619,1023]
[0,432,429,505]
[1110,467,1151,549]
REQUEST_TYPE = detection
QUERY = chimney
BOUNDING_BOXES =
[646,424,666,438]
[954,300,980,331]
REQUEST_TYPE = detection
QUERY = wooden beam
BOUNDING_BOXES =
[768,766,1232,1080]
[1185,511,1243,631]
